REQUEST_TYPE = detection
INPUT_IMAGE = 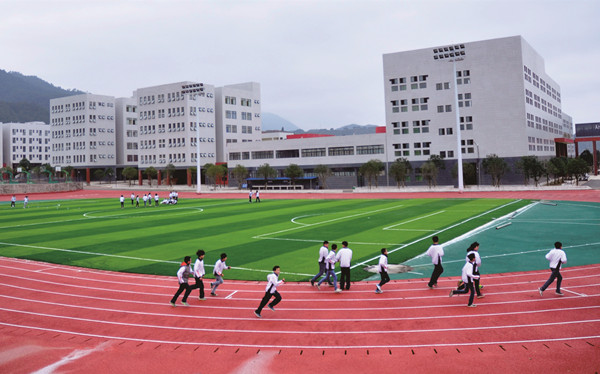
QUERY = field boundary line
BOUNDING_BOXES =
[383,210,445,230]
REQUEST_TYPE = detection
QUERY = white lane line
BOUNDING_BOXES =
[31,341,111,374]
[225,291,238,299]
[383,211,445,230]
[562,288,587,297]
[2,306,599,335]
[0,321,598,349]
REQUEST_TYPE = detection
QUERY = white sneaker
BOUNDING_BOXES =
[538,288,543,297]
[335,289,342,293]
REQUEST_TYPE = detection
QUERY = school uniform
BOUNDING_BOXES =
[135,196,139,207]
[249,191,253,203]
[143,195,148,207]
[318,250,338,290]
[131,193,135,205]
[450,260,479,306]
[255,272,284,316]
[377,254,390,292]
[426,243,444,288]
[336,246,353,290]
[119,196,125,208]
[190,257,206,299]
[255,191,260,202]
[11,196,16,208]
[540,248,567,294]
[310,245,331,285]
[466,250,482,296]
[154,194,159,206]
[170,262,192,305]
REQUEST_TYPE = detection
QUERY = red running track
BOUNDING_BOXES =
[0,257,599,373]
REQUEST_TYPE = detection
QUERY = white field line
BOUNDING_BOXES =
[82,206,204,218]
[352,200,524,269]
[0,320,598,349]
[562,288,587,297]
[511,219,600,226]
[31,341,111,374]
[383,211,445,231]
[290,214,322,226]
[253,204,405,240]
[1,306,599,335]
[225,290,238,299]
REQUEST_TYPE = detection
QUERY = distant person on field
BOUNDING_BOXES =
[170,256,193,307]
[255,190,260,203]
[254,265,285,318]
[154,193,159,206]
[317,244,341,293]
[466,242,484,298]
[310,241,333,287]
[539,242,567,297]
[119,195,124,209]
[336,241,353,290]
[249,190,253,203]
[375,248,389,294]
[135,195,140,208]
[449,253,479,307]
[190,249,206,301]
[131,193,135,206]
[23,196,28,209]
[426,236,444,289]
[10,195,16,208]
[210,253,231,296]
[143,194,148,207]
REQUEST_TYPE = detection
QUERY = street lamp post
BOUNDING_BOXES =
[434,44,466,192]
[196,122,202,193]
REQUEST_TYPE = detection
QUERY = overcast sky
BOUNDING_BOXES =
[1,0,598,129]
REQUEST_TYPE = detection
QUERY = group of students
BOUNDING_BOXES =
[309,240,354,293]
[119,191,180,208]
[10,195,28,208]
[426,235,568,307]
[170,250,231,306]
[248,190,260,203]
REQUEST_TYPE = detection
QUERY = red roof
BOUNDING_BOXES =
[286,133,334,139]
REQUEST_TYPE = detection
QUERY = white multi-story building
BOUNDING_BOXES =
[1,121,51,168]
[383,35,564,170]
[134,81,216,169]
[215,82,262,162]
[49,93,117,168]
[115,97,138,167]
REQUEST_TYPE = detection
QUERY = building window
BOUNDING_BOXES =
[251,151,274,159]
[356,145,384,155]
[302,148,326,157]
[328,146,354,156]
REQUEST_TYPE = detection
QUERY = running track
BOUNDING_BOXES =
[0,189,599,373]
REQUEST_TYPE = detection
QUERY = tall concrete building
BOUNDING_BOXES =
[115,97,139,167]
[383,35,565,183]
[49,93,117,168]
[134,81,216,169]
[1,121,51,168]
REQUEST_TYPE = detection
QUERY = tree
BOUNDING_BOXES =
[104,168,114,183]
[517,156,545,186]
[18,158,31,171]
[580,150,594,167]
[428,155,445,170]
[389,158,412,187]
[421,161,439,188]
[206,164,227,187]
[145,167,157,186]
[165,163,176,186]
[546,157,567,184]
[567,157,589,186]
[63,165,74,182]
[284,164,304,185]
[359,159,384,188]
[94,169,106,183]
[257,163,277,181]
[122,167,138,186]
[231,164,249,189]
[314,164,332,189]
[482,154,509,187]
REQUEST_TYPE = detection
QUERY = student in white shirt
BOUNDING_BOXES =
[119,195,125,209]
[449,253,480,307]
[248,190,253,203]
[317,244,341,292]
[190,249,206,300]
[170,256,193,306]
[426,236,444,289]
[10,195,16,208]
[466,242,484,298]
[254,265,285,318]
[310,241,332,287]
[130,193,135,206]
[154,193,159,206]
[23,196,29,208]
[210,253,231,296]
[255,190,260,203]
[375,248,389,294]
[539,241,567,296]
[143,194,148,207]
[336,241,353,290]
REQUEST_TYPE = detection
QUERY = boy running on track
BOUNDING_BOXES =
[190,249,206,300]
[310,241,333,287]
[466,242,484,298]
[170,256,193,306]
[539,241,567,296]
[376,248,389,294]
[210,253,231,296]
[426,235,444,289]
[318,244,342,293]
[254,265,285,318]
[449,253,480,307]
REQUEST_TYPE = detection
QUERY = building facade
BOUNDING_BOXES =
[115,97,139,167]
[1,121,51,168]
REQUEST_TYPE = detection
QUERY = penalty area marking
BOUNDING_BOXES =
[383,210,445,231]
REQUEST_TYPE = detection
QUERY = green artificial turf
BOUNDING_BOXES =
[0,197,530,281]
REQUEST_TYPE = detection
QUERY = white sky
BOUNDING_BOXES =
[1,0,598,129]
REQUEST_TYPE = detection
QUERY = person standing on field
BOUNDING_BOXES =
[336,241,353,290]
[154,193,159,207]
[255,190,260,203]
[426,236,444,289]
[23,196,28,209]
[539,241,567,297]
[248,190,253,203]
[131,193,135,206]
[375,248,390,294]
[11,195,16,208]
[170,256,193,307]
[119,195,125,209]
[254,265,285,318]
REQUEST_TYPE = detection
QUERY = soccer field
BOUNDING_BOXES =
[0,197,530,281]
